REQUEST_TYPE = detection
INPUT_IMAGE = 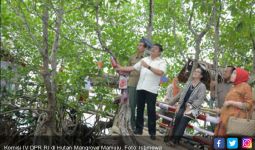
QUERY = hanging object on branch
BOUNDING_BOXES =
[119,75,128,104]
[160,76,169,84]
[119,75,128,89]
[97,61,104,69]
[109,54,129,75]
[140,37,153,49]
[85,76,92,91]
[110,56,118,68]
[140,37,153,57]
[97,54,104,69]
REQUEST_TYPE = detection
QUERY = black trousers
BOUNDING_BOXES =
[136,90,157,135]
[171,107,192,143]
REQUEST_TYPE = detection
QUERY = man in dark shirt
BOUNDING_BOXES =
[210,66,235,111]
[127,41,146,131]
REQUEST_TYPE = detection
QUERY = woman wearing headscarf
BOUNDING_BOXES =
[214,68,254,136]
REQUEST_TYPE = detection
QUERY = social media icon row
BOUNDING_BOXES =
[214,137,253,149]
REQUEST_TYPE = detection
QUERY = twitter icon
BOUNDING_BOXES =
[227,138,238,149]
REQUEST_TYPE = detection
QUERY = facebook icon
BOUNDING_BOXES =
[214,138,225,149]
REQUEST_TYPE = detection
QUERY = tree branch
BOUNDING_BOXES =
[173,16,187,62]
[51,6,64,78]
[0,108,49,115]
[49,18,101,52]
[6,0,40,49]
[188,4,197,36]
[46,1,110,54]
[95,3,113,56]
[187,1,215,81]
[198,11,214,40]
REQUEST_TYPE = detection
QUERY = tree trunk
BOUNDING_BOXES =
[111,94,137,146]
[41,3,56,137]
[212,0,221,108]
[249,9,255,74]
[37,2,63,140]
[189,38,202,80]
[49,5,64,136]
[147,0,154,40]
[253,41,255,73]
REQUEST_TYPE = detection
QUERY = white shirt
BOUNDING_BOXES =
[133,56,167,94]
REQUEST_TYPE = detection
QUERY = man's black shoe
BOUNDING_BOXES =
[150,135,156,140]
[133,130,143,135]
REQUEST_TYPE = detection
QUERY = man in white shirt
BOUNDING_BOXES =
[117,44,167,140]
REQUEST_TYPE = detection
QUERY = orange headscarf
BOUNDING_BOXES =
[234,68,249,85]
[172,77,180,96]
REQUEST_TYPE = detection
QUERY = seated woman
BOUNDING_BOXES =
[162,77,181,120]
[159,77,181,134]
[164,77,181,105]
[214,68,253,136]
[168,67,206,147]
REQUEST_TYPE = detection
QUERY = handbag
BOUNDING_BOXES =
[226,106,255,136]
[226,116,255,136]
[184,108,199,119]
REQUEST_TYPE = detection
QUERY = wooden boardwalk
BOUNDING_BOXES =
[133,128,198,150]
[108,125,209,150]
[108,104,211,150]
[134,136,187,150]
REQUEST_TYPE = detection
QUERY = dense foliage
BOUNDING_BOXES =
[1,0,254,145]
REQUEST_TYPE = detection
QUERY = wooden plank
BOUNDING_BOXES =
[133,128,188,150]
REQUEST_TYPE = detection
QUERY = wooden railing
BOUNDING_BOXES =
[156,102,219,145]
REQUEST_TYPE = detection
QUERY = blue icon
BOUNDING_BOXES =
[227,138,238,149]
[214,138,225,149]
